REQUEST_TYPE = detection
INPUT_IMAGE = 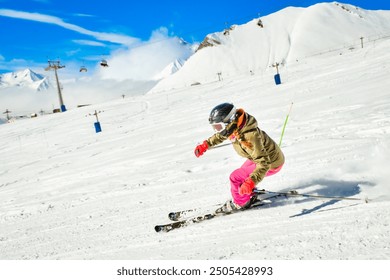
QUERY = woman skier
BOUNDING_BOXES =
[194,103,285,213]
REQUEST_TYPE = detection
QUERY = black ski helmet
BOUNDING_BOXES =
[208,103,236,132]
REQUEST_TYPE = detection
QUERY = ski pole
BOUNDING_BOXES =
[209,142,232,149]
[279,102,293,147]
[254,189,369,202]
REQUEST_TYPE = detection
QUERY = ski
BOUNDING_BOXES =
[155,213,217,233]
[254,189,369,202]
[168,190,290,221]
[168,209,196,222]
[168,203,221,221]
[156,193,287,233]
[156,188,368,232]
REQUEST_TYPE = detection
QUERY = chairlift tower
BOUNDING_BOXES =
[45,60,67,112]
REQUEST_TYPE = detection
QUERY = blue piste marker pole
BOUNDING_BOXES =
[93,110,102,133]
[94,122,102,133]
[274,73,281,85]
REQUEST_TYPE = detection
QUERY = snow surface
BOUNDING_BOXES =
[1,2,390,260]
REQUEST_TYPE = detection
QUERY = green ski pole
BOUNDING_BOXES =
[279,102,293,147]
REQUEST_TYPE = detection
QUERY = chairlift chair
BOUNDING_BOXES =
[80,66,88,72]
[100,59,108,67]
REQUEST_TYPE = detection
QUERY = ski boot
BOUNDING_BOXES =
[215,199,243,215]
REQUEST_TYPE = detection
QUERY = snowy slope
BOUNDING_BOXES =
[1,2,390,260]
[151,2,390,91]
[0,33,389,260]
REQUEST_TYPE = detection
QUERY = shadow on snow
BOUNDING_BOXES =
[261,178,375,217]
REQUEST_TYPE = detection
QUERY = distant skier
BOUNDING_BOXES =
[194,103,285,213]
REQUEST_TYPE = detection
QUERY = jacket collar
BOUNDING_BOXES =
[236,109,246,129]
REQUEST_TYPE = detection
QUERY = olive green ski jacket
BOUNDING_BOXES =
[206,110,284,185]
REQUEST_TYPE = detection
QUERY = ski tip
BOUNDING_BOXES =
[154,225,163,232]
[155,224,174,233]
[168,212,179,221]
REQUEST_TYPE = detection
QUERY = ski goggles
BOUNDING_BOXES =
[210,110,236,133]
[211,122,227,132]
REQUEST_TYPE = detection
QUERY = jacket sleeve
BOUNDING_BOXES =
[206,133,227,147]
[247,132,271,184]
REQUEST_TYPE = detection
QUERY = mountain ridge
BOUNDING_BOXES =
[0,68,51,92]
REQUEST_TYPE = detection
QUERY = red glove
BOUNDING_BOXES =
[194,140,209,157]
[239,177,256,195]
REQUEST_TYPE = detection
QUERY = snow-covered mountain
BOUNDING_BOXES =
[153,58,186,80]
[151,2,390,91]
[0,68,51,92]
[0,2,389,264]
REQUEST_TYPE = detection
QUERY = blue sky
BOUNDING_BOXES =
[0,0,389,75]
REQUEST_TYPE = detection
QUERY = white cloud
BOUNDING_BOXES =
[97,27,194,81]
[72,13,95,18]
[0,9,138,45]
[73,40,106,47]
[0,87,58,114]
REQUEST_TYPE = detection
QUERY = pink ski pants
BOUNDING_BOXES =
[230,159,283,206]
